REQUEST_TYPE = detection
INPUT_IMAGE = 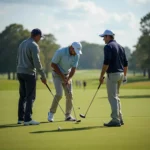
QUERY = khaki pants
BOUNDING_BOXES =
[50,71,73,116]
[106,72,124,123]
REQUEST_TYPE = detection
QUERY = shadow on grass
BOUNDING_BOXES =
[120,95,150,99]
[0,120,65,129]
[0,124,23,129]
[30,126,106,134]
[100,95,150,99]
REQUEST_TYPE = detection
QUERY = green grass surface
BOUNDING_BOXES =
[0,70,150,90]
[0,70,150,150]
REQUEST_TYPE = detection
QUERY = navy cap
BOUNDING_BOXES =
[31,28,44,37]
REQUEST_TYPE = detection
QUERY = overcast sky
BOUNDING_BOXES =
[0,0,150,51]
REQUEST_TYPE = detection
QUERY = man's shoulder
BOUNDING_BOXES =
[56,47,68,53]
[108,40,123,49]
[29,40,39,48]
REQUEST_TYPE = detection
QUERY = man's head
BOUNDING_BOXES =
[99,30,115,44]
[31,28,44,43]
[69,42,82,56]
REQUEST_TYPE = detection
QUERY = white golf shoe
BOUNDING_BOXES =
[48,112,54,122]
[24,120,40,126]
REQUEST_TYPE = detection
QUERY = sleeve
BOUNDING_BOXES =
[16,44,21,66]
[51,51,61,64]
[72,55,80,68]
[31,44,46,79]
[123,49,128,67]
[103,45,112,65]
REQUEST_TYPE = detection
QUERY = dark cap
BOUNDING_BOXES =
[31,28,44,37]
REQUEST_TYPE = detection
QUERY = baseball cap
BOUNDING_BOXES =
[31,28,44,37]
[71,42,82,55]
[99,30,115,37]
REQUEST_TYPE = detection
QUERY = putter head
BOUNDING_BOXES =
[76,120,81,122]
[75,120,81,124]
[79,114,86,118]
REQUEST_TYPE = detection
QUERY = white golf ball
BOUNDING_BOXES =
[58,127,61,131]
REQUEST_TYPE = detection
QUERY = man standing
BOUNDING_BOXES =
[99,30,128,127]
[17,29,47,125]
[48,42,82,122]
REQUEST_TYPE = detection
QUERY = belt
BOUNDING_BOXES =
[53,70,68,76]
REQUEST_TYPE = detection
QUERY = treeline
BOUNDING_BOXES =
[130,12,150,79]
[0,12,149,80]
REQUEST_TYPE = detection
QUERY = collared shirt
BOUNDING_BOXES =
[51,47,80,74]
[103,40,128,73]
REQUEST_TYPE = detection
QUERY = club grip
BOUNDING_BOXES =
[98,77,105,89]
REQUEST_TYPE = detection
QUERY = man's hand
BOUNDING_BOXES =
[123,76,127,84]
[41,78,47,85]
[66,78,71,85]
[99,76,105,85]
[61,75,67,84]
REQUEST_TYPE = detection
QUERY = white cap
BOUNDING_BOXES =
[71,42,82,55]
[99,30,115,37]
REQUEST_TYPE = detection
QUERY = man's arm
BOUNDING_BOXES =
[99,65,109,83]
[51,63,66,82]
[99,45,111,84]
[31,44,46,83]
[69,55,79,79]
[123,50,128,83]
[124,66,128,76]
[68,67,76,81]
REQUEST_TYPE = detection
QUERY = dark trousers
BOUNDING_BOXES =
[17,73,36,122]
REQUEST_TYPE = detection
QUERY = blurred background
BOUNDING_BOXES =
[0,0,150,82]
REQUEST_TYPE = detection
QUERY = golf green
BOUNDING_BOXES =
[0,87,150,150]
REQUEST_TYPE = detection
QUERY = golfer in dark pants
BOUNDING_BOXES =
[99,30,128,127]
[17,29,47,125]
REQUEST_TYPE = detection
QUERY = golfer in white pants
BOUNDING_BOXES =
[48,42,82,122]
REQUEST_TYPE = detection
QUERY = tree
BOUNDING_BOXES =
[134,12,150,79]
[79,41,104,69]
[140,12,150,35]
[39,34,60,78]
[124,47,131,60]
[0,24,30,79]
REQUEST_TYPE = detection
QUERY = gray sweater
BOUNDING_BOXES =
[17,38,46,79]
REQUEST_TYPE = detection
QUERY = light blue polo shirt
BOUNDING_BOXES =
[51,47,80,74]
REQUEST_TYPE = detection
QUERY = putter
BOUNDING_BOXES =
[80,77,105,118]
[66,85,81,123]
[45,83,65,115]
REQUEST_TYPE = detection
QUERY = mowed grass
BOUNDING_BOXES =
[0,70,150,150]
[0,70,150,90]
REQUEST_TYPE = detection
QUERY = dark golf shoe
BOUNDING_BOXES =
[17,120,23,124]
[104,120,121,127]
[65,116,76,121]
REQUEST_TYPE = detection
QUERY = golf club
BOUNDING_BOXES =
[80,77,105,118]
[66,85,81,123]
[45,83,65,115]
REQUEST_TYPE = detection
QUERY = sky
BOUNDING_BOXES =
[0,0,150,51]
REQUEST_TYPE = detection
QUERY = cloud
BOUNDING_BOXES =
[0,0,141,49]
[127,0,150,5]
[111,12,139,29]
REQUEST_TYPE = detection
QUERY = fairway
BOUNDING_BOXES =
[0,79,150,150]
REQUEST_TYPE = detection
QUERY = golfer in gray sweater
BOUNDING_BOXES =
[17,29,47,125]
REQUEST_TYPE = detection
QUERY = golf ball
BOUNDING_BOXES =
[58,127,61,131]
